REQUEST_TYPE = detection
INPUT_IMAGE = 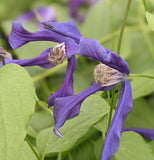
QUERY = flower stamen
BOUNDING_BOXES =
[94,64,125,86]
[47,43,67,65]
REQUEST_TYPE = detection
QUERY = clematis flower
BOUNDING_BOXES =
[16,6,56,29]
[8,20,129,109]
[51,37,132,155]
[8,20,81,104]
[8,20,129,74]
[68,0,99,22]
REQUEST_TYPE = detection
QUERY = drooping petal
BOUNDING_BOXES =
[42,20,81,42]
[9,21,73,49]
[79,37,130,75]
[123,128,154,140]
[48,55,77,107]
[53,82,114,138]
[101,78,132,160]
[5,48,55,69]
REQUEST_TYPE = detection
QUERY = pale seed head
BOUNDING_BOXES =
[47,43,67,65]
[94,64,125,86]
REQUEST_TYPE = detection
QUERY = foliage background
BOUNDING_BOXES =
[0,0,154,159]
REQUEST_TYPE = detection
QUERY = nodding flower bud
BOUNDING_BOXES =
[94,64,125,87]
[47,43,67,65]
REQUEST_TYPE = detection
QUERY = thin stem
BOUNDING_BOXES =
[32,61,67,82]
[68,153,73,160]
[98,25,143,45]
[37,99,53,116]
[25,137,41,160]
[40,79,51,96]
[143,0,147,11]
[107,88,115,130]
[102,132,106,143]
[117,0,132,54]
[57,152,62,160]
[107,91,110,99]
[128,73,154,79]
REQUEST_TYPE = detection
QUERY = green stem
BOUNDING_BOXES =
[117,0,132,54]
[98,25,143,45]
[107,88,115,130]
[32,61,67,82]
[102,132,106,143]
[37,100,53,116]
[68,153,73,160]
[143,0,147,11]
[107,91,110,99]
[57,152,62,160]
[25,137,41,160]
[128,73,154,79]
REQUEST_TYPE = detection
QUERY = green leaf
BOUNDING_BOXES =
[131,69,154,99]
[0,64,36,160]
[71,140,96,160]
[145,11,154,31]
[27,126,38,139]
[93,137,103,160]
[125,98,154,128]
[36,95,110,155]
[114,131,154,160]
[30,110,54,133]
[127,32,154,73]
[19,141,38,160]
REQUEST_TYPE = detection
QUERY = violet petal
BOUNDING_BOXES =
[79,37,130,75]
[53,82,114,137]
[123,128,154,140]
[48,55,77,107]
[5,48,54,69]
[42,20,81,43]
[9,21,72,49]
[101,78,132,160]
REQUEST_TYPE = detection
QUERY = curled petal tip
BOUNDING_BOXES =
[9,21,29,49]
[53,128,64,138]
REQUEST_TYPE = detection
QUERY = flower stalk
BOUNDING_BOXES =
[117,0,132,55]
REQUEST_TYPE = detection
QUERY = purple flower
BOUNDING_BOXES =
[52,37,131,148]
[8,20,129,75]
[8,21,131,153]
[68,0,99,22]
[16,6,56,29]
